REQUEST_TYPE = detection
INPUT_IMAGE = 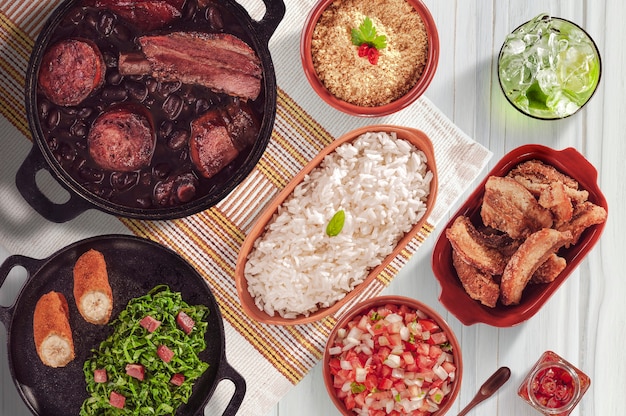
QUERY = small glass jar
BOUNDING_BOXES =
[518,351,590,416]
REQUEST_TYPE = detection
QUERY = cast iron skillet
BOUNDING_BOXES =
[0,234,245,415]
[17,0,285,222]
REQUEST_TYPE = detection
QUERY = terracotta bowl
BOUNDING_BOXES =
[432,145,608,327]
[300,0,439,117]
[322,296,463,415]
[235,125,438,325]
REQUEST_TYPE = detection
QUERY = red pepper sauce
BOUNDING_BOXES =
[518,351,590,416]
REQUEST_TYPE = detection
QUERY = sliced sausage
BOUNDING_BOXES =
[38,38,105,106]
[33,291,75,368]
[88,105,156,172]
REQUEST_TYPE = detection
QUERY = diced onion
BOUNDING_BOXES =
[328,346,342,355]
[355,367,367,383]
[384,354,401,368]
[433,365,448,381]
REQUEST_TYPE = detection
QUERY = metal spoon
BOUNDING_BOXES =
[457,366,511,416]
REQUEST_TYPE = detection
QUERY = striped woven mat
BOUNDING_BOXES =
[0,1,492,414]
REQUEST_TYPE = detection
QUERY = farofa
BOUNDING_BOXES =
[311,0,428,107]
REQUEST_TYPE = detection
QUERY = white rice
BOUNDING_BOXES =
[244,131,433,319]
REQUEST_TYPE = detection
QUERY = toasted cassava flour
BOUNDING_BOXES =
[311,0,429,106]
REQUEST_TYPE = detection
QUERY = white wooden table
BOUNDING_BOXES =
[1,1,624,415]
[266,0,626,415]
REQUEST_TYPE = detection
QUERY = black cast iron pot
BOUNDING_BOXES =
[18,0,285,222]
[0,234,245,415]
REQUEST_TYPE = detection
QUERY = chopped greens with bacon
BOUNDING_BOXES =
[80,285,209,415]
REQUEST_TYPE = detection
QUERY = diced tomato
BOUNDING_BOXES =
[429,331,448,345]
[402,351,415,365]
[344,392,356,410]
[378,377,393,390]
[442,361,456,374]
[328,303,456,415]
[365,374,378,390]
[428,345,443,359]
[388,333,402,346]
[418,319,439,333]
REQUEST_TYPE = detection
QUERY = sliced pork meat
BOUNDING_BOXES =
[119,32,262,100]
[82,0,184,31]
[38,38,105,106]
[189,101,259,179]
[88,105,156,172]
[109,391,126,409]
[176,310,195,335]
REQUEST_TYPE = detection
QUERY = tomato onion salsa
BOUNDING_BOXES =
[327,303,457,415]
[35,0,264,210]
[80,285,210,415]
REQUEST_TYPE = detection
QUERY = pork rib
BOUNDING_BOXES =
[119,32,262,100]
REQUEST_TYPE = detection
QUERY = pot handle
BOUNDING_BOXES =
[0,254,42,329]
[206,361,247,416]
[250,0,286,45]
[15,146,92,223]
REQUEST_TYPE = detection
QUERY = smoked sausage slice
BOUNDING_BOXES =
[38,38,105,106]
[88,105,156,172]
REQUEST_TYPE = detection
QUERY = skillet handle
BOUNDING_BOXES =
[15,146,92,223]
[250,0,286,44]
[212,361,247,416]
[0,254,42,329]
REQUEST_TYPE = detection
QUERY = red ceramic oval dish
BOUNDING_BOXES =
[431,145,608,327]
[300,0,440,117]
[235,125,438,325]
[322,296,463,415]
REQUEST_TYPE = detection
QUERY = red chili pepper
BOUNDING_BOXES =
[367,47,380,65]
[357,43,370,57]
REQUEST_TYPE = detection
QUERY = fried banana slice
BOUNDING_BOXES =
[530,253,567,284]
[500,228,573,305]
[446,216,508,275]
[452,250,500,308]
[74,249,113,325]
[507,159,588,204]
[557,201,607,246]
[481,176,553,239]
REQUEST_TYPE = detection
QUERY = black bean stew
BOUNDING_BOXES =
[36,0,265,210]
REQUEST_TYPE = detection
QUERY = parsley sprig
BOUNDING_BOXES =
[351,17,387,50]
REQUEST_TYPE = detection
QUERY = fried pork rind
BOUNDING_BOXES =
[445,216,508,275]
[507,159,589,204]
[538,181,574,226]
[452,250,500,308]
[530,253,567,284]
[481,176,553,239]
[500,228,573,305]
[557,200,607,246]
[446,158,606,308]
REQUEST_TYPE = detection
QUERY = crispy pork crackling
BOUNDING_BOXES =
[73,249,113,325]
[446,216,508,275]
[500,228,573,306]
[33,291,75,367]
